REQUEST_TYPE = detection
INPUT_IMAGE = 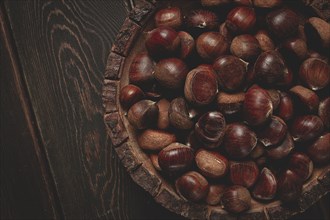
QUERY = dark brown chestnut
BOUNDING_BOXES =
[226,7,256,34]
[219,22,233,42]
[217,92,245,116]
[168,97,194,130]
[290,115,324,142]
[195,111,226,149]
[288,152,313,182]
[255,30,275,52]
[158,143,194,175]
[201,0,231,6]
[307,133,330,165]
[221,185,251,213]
[223,123,257,159]
[129,52,155,87]
[304,17,330,50]
[186,10,218,34]
[243,85,273,126]
[319,97,330,130]
[252,168,277,200]
[299,58,330,91]
[277,92,294,121]
[196,32,229,62]
[178,31,195,59]
[145,27,180,58]
[195,149,228,178]
[266,8,299,39]
[229,161,259,188]
[119,84,145,110]
[249,142,265,159]
[277,169,303,203]
[128,100,159,129]
[156,99,170,130]
[213,55,247,92]
[253,0,282,8]
[184,66,218,105]
[175,171,209,202]
[138,129,176,151]
[256,116,287,147]
[280,37,308,61]
[154,7,182,30]
[254,51,289,86]
[154,58,188,89]
[289,85,320,112]
[266,133,294,160]
[205,184,226,205]
[150,154,161,171]
[267,89,280,110]
[230,35,261,62]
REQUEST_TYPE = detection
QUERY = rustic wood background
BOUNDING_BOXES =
[0,0,329,219]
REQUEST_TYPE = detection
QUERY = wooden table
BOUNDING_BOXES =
[1,0,329,219]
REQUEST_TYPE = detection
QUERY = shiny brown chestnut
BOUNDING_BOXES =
[280,37,308,61]
[201,0,231,6]
[195,149,228,178]
[266,133,294,160]
[196,32,228,62]
[230,35,261,62]
[119,84,145,110]
[277,169,303,203]
[145,27,180,58]
[168,97,194,130]
[266,8,299,39]
[195,111,226,149]
[154,7,182,30]
[223,123,257,159]
[243,85,273,126]
[175,171,209,202]
[150,154,161,171]
[299,58,330,91]
[186,10,218,34]
[226,7,256,34]
[156,99,170,130]
[158,143,194,175]
[217,92,245,116]
[289,85,320,112]
[229,161,259,188]
[138,129,176,151]
[252,168,277,200]
[288,152,313,182]
[127,100,159,129]
[290,115,324,142]
[253,0,282,8]
[304,17,330,50]
[249,142,265,159]
[267,89,280,110]
[319,98,330,129]
[205,184,226,205]
[129,52,155,87]
[178,31,195,59]
[219,22,233,42]
[277,92,294,121]
[154,58,188,89]
[221,185,251,213]
[307,133,330,165]
[255,30,275,52]
[256,116,287,147]
[213,55,247,92]
[184,66,218,105]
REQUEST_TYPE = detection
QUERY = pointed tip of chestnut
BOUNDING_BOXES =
[277,169,303,203]
[252,167,277,200]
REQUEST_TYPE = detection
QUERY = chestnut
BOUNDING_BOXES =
[256,116,287,147]
[223,123,257,159]
[319,97,330,129]
[221,185,251,213]
[195,149,228,178]
[145,27,180,58]
[289,85,320,112]
[290,115,324,142]
[156,99,170,130]
[277,169,303,203]
[267,89,280,110]
[201,0,231,6]
[217,92,245,116]
[233,0,253,6]
[288,152,313,182]
[168,97,194,130]
[219,22,233,42]
[158,143,194,175]
[307,133,330,165]
[230,34,261,62]
[119,84,145,110]
[255,30,275,52]
[205,184,226,205]
[186,10,218,34]
[252,168,277,200]
[154,58,188,89]
[253,0,282,8]
[304,17,330,50]
[150,154,161,171]
[129,52,155,87]
[280,37,308,61]
[213,55,247,92]
[277,92,294,121]
[184,66,218,105]
[175,171,209,202]
[178,31,195,59]
[154,7,182,30]
[299,58,330,91]
[249,142,265,159]
[138,129,176,151]
[226,7,256,34]
[266,133,294,160]
[266,8,299,39]
[254,51,289,86]
[243,85,273,126]
[196,32,229,62]
[229,161,259,188]
[127,100,159,129]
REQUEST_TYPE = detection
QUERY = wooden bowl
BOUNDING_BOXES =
[102,0,330,219]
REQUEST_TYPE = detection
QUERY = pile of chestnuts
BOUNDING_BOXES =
[119,0,330,214]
